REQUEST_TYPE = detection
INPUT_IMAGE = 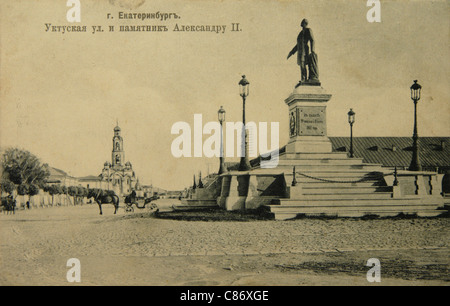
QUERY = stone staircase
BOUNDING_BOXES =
[171,200,218,211]
[268,197,444,220]
[264,152,445,220]
[171,152,445,219]
[172,174,221,211]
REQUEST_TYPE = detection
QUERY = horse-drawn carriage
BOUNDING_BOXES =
[124,191,159,213]
[85,188,158,215]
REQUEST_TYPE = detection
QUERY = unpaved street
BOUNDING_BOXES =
[1,203,448,285]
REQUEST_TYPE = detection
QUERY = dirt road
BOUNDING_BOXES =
[0,204,448,285]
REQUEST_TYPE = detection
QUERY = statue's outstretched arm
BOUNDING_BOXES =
[287,45,298,59]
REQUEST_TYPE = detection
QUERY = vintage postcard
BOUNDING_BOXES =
[0,0,449,290]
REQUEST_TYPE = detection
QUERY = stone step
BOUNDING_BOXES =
[178,199,217,206]
[269,203,440,212]
[269,204,440,213]
[281,152,352,160]
[270,209,444,220]
[271,197,443,207]
[289,169,384,174]
[172,205,219,211]
[277,163,384,171]
[300,186,392,194]
[289,175,383,184]
[298,181,387,188]
[294,193,393,200]
[292,179,383,185]
[173,199,219,211]
[277,159,374,166]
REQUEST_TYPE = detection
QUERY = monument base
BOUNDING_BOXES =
[286,135,332,153]
[173,81,446,221]
[285,85,332,154]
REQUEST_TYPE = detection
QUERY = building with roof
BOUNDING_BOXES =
[99,124,137,197]
[244,136,449,173]
[329,137,450,174]
[46,167,78,187]
[77,175,104,189]
[328,137,450,195]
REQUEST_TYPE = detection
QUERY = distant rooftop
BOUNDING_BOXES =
[78,175,102,181]
[244,137,450,172]
[48,167,68,177]
[329,137,450,169]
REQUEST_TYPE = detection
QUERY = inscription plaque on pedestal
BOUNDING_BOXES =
[284,85,332,153]
[297,106,326,136]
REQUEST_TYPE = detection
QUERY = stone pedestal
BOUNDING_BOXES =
[244,175,259,209]
[285,85,332,154]
[223,174,248,210]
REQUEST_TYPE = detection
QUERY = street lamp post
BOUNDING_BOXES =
[409,80,422,171]
[291,166,297,186]
[107,166,110,191]
[238,75,251,171]
[347,108,355,158]
[218,106,226,174]
[198,171,204,188]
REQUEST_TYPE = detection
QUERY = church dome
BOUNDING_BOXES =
[114,125,121,132]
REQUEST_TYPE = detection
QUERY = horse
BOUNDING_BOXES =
[87,189,119,215]
[1,196,16,215]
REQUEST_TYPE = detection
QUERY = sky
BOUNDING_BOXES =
[1,0,449,190]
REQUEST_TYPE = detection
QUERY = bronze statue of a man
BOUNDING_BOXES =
[287,19,319,86]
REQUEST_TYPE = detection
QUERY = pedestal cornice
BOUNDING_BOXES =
[285,86,332,106]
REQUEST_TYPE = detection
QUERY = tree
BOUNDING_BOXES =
[61,186,68,205]
[1,148,50,206]
[55,185,63,206]
[28,184,40,207]
[0,179,16,195]
[79,186,88,205]
[48,185,60,206]
[16,183,29,208]
[17,183,29,196]
[76,186,83,205]
[1,148,50,187]
[68,186,77,205]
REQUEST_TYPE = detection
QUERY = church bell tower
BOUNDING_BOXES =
[112,123,124,168]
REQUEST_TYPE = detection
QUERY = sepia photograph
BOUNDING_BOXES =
[0,0,449,291]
